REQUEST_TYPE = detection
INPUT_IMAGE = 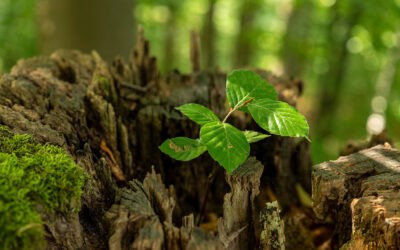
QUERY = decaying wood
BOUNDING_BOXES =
[283,208,316,250]
[4,27,399,250]
[0,29,316,249]
[312,144,400,249]
[104,168,222,250]
[259,201,285,250]
[0,51,116,249]
[340,130,394,156]
[218,157,263,250]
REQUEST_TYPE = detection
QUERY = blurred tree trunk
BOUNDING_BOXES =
[163,15,176,72]
[160,1,182,72]
[37,0,134,61]
[315,2,362,138]
[202,0,217,69]
[234,0,261,67]
[281,0,316,77]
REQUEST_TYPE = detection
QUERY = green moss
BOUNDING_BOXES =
[0,126,86,250]
[96,74,118,105]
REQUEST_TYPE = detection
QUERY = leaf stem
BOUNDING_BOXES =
[222,108,234,123]
[222,98,254,123]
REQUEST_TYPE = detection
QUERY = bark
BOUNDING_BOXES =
[312,144,400,249]
[259,201,285,250]
[104,168,222,250]
[218,157,263,250]
[0,30,313,249]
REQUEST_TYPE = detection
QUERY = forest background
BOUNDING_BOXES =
[1,0,399,163]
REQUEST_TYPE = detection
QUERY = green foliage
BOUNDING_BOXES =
[160,70,309,173]
[0,0,38,72]
[248,99,309,137]
[226,70,277,112]
[2,0,400,164]
[243,130,270,143]
[200,121,250,173]
[134,0,400,164]
[0,126,86,250]
[175,103,219,125]
[159,137,206,161]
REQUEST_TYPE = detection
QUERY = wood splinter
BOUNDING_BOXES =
[100,140,126,181]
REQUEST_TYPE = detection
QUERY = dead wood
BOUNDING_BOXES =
[218,157,263,250]
[313,144,400,249]
[0,29,314,249]
[104,168,222,250]
[259,201,285,250]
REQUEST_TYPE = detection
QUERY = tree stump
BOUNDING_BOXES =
[312,144,400,249]
[104,168,222,250]
[218,157,263,250]
[0,29,314,249]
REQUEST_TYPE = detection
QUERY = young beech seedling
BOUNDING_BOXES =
[159,69,309,174]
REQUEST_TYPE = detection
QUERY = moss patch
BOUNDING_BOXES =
[0,126,86,250]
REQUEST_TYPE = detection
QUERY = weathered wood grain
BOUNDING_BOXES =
[313,144,400,249]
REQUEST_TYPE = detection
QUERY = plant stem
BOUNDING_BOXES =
[196,165,219,226]
[222,98,254,123]
[222,108,235,123]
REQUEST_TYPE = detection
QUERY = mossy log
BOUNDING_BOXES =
[0,127,85,250]
[0,29,313,249]
[312,144,400,249]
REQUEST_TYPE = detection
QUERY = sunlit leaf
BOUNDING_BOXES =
[243,130,270,143]
[159,137,206,161]
[226,70,277,112]
[248,98,309,137]
[200,121,250,173]
[176,103,219,125]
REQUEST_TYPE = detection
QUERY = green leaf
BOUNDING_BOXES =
[243,130,270,143]
[176,103,219,125]
[226,70,277,112]
[200,121,250,173]
[159,137,207,161]
[248,98,309,138]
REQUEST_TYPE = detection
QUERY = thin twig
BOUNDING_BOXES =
[119,81,148,92]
